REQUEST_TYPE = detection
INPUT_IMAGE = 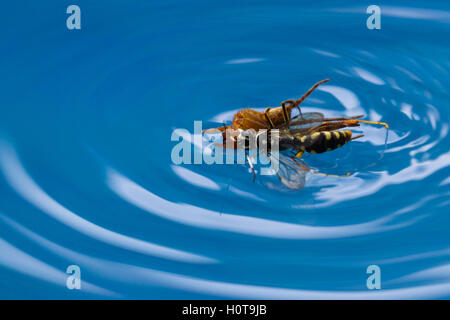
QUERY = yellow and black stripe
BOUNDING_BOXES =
[293,130,352,156]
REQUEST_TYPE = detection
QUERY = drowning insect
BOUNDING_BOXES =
[204,79,389,189]
[205,79,388,147]
[235,123,365,189]
[207,79,330,134]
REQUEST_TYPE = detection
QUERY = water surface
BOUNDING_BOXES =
[0,1,449,299]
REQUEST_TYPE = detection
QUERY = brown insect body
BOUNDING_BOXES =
[231,105,295,131]
[209,79,329,149]
[215,79,330,133]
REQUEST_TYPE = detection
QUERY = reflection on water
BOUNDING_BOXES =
[0,1,449,298]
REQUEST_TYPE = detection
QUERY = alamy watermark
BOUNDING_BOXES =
[366,265,381,290]
[171,121,280,175]
[66,5,81,30]
[66,265,81,290]
[366,5,381,30]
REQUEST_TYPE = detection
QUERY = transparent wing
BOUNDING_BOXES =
[269,151,306,190]
[288,112,324,130]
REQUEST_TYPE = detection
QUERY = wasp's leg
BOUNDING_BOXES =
[305,120,361,134]
[293,146,305,158]
[280,100,296,126]
[288,114,364,128]
[278,79,330,127]
[295,150,304,158]
[356,120,389,129]
[294,79,330,107]
[322,119,388,129]
[321,115,364,121]
[320,119,388,130]
[202,125,231,134]
[246,151,257,182]
[290,155,351,177]
[263,107,275,129]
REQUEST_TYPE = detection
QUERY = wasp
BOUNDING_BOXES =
[206,79,388,138]
[208,79,330,133]
[234,117,364,189]
[204,79,389,189]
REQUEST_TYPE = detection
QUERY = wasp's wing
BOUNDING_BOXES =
[288,112,324,130]
[269,152,306,190]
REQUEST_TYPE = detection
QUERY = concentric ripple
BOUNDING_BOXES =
[0,1,449,298]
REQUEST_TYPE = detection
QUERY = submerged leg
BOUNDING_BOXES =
[290,155,351,178]
[295,150,304,158]
[246,151,257,182]
[351,134,364,140]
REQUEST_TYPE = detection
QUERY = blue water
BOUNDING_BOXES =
[0,1,449,299]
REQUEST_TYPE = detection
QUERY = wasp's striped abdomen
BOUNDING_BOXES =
[294,130,353,154]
